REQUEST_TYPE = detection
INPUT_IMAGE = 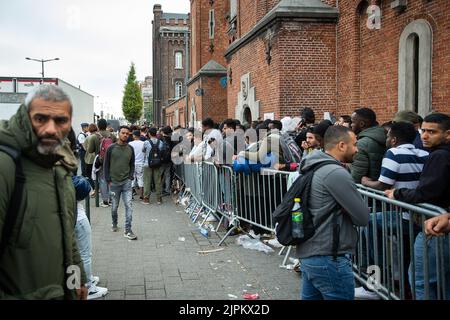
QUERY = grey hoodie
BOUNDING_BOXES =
[296,151,369,259]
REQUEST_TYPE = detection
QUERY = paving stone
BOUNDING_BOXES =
[91,199,300,300]
[126,285,145,295]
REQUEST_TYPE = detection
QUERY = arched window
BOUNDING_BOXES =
[398,19,432,116]
[175,81,183,99]
[175,52,183,69]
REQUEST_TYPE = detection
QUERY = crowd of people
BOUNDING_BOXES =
[0,83,448,300]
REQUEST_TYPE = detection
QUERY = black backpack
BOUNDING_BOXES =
[148,139,162,168]
[160,138,172,164]
[279,132,303,164]
[272,160,342,253]
[0,145,25,260]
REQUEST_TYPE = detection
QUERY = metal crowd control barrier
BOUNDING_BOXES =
[355,184,449,300]
[234,168,289,233]
[182,163,203,221]
[176,161,449,300]
[216,165,238,246]
[199,162,219,227]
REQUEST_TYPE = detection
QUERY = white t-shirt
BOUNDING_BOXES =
[129,140,146,165]
[77,132,87,145]
[77,202,87,222]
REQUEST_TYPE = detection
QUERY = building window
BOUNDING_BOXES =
[175,51,183,69]
[175,81,183,99]
[209,9,215,39]
[398,19,432,116]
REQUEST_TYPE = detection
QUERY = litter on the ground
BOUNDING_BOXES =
[264,238,283,248]
[285,264,295,270]
[228,294,238,299]
[242,293,260,300]
[178,237,185,242]
[197,248,225,254]
[236,235,274,254]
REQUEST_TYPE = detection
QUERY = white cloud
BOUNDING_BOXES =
[0,0,190,117]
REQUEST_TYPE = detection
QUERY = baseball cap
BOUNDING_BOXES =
[393,110,421,124]
[81,122,89,128]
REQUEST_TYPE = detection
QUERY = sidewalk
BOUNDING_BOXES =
[88,195,301,300]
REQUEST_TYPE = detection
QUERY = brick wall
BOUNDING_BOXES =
[337,0,450,123]
[160,37,188,109]
[278,22,337,118]
[200,76,228,123]
[190,0,228,75]
[152,5,189,125]
[186,0,449,126]
[227,20,337,121]
[165,97,186,127]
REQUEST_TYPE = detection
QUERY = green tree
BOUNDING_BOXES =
[122,63,143,124]
[144,99,153,124]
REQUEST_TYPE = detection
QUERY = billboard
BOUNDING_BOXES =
[0,79,15,93]
[17,79,57,93]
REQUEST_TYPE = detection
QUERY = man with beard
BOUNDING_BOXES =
[0,84,87,299]
[297,125,369,300]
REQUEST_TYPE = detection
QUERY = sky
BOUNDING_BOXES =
[0,0,190,117]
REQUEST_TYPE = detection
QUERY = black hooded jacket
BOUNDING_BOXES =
[394,142,450,209]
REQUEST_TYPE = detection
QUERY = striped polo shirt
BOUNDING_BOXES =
[378,144,429,188]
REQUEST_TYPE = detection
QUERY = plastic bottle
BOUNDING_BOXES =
[292,198,304,238]
[200,227,209,238]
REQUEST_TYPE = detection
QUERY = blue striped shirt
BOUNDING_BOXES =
[378,144,429,189]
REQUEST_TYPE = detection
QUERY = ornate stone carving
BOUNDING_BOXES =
[264,28,275,65]
[235,73,260,124]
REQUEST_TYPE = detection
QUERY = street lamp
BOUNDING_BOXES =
[25,57,60,81]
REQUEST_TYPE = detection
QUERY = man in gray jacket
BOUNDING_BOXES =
[297,125,369,300]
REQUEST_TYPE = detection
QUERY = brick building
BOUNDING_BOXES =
[163,0,449,127]
[152,4,190,125]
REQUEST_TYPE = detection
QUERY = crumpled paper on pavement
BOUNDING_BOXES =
[236,235,274,254]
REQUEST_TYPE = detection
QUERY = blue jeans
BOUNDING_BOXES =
[98,168,110,203]
[110,180,133,232]
[300,255,355,300]
[160,164,171,194]
[75,216,93,288]
[409,232,450,300]
[366,212,419,269]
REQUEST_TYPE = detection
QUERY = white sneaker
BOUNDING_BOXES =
[354,287,380,300]
[90,276,100,286]
[87,285,108,300]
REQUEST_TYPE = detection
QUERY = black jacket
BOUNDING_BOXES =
[394,142,450,209]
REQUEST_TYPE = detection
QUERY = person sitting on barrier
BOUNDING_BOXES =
[356,121,429,300]
[385,112,450,300]
[425,213,450,236]
[297,125,369,300]
[237,120,283,168]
